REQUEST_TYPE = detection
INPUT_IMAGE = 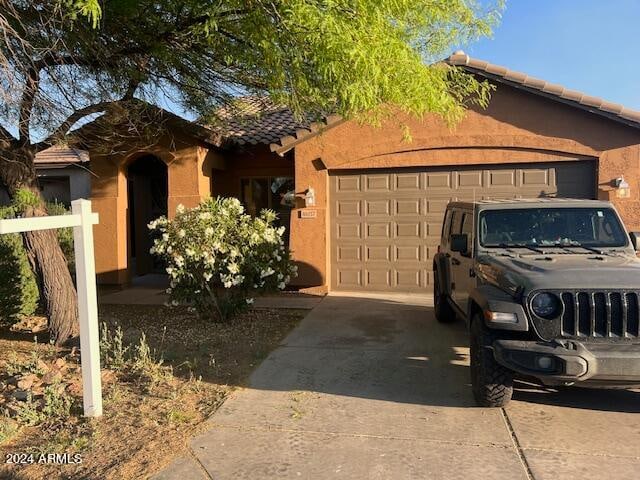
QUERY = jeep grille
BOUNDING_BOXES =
[529,290,640,340]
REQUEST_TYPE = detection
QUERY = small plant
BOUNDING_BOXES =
[15,383,72,427]
[0,416,18,443]
[99,322,129,371]
[5,349,47,377]
[131,332,172,391]
[99,323,172,391]
[149,197,297,321]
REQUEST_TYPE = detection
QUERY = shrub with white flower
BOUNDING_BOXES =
[149,197,297,321]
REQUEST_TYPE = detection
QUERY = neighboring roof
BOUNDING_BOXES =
[34,145,90,166]
[446,50,640,128]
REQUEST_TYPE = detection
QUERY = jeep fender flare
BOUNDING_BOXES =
[467,284,529,332]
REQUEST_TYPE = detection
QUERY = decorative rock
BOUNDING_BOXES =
[17,374,38,390]
[13,389,29,401]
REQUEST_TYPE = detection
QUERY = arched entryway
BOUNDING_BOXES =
[127,155,168,276]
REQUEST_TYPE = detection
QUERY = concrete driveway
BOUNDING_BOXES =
[155,293,640,480]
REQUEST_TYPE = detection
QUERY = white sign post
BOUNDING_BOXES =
[0,198,102,417]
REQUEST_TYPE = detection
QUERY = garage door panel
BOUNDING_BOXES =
[336,223,362,240]
[330,161,596,292]
[395,270,422,289]
[365,269,392,288]
[365,175,391,191]
[365,245,391,261]
[394,245,421,262]
[395,199,422,215]
[365,200,390,215]
[457,170,484,188]
[365,223,391,238]
[395,172,422,190]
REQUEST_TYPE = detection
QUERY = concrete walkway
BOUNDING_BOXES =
[99,275,323,310]
[154,292,640,480]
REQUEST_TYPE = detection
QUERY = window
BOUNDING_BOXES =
[479,208,628,248]
[461,212,473,236]
[240,177,295,244]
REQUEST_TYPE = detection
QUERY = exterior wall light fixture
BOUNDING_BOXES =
[304,187,316,207]
[614,176,631,199]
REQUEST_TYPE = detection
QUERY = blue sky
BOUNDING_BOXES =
[463,0,640,110]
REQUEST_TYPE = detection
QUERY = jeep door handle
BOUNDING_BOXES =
[451,258,461,266]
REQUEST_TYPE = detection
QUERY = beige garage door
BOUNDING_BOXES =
[330,161,596,292]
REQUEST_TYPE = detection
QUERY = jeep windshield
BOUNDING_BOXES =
[478,207,628,248]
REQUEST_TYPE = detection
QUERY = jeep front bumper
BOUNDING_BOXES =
[493,339,640,385]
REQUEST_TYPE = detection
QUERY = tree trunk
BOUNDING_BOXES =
[1,148,79,346]
[22,203,80,345]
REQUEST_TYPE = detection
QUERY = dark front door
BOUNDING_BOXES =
[128,155,168,276]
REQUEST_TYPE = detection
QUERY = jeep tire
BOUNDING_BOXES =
[434,271,456,323]
[470,314,513,407]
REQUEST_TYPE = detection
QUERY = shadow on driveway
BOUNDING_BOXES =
[246,293,640,412]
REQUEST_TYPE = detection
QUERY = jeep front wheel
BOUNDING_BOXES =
[470,314,513,407]
[434,271,456,323]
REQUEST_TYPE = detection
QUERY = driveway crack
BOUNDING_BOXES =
[501,408,535,480]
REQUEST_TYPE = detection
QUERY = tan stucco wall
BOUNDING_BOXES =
[289,83,640,289]
[90,132,210,284]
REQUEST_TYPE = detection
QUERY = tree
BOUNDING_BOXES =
[0,0,501,344]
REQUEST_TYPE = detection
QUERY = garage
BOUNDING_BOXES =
[330,160,596,292]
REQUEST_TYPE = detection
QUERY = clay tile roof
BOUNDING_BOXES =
[34,145,89,165]
[210,96,312,147]
[446,51,640,128]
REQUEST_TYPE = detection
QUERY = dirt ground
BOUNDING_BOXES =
[0,305,305,479]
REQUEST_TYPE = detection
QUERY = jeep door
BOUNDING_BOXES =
[450,209,475,314]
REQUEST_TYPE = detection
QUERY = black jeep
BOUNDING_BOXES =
[433,198,640,406]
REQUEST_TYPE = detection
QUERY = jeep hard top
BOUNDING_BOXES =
[433,198,640,406]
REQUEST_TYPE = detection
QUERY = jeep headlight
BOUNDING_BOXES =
[530,292,561,319]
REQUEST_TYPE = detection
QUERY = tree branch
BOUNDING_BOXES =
[34,99,126,152]
[18,64,39,145]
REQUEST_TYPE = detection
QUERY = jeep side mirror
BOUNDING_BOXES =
[451,233,469,255]
[629,232,640,251]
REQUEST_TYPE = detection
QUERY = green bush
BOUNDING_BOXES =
[0,205,39,323]
[0,201,74,324]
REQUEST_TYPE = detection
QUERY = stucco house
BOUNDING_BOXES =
[81,52,640,292]
[0,146,92,206]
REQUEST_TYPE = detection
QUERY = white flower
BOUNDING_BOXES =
[199,212,212,220]
[277,226,286,236]
[171,300,179,306]
[260,267,275,278]
[167,246,173,254]
[228,262,239,274]
[162,233,169,241]
[204,272,213,282]
[166,267,174,275]
[176,204,185,214]
[223,280,233,288]
[205,227,214,237]
[278,282,286,290]
[185,247,195,257]
[277,273,283,280]
[178,229,186,238]
[246,298,254,305]
[147,220,157,230]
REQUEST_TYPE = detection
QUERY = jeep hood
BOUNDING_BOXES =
[476,252,640,294]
